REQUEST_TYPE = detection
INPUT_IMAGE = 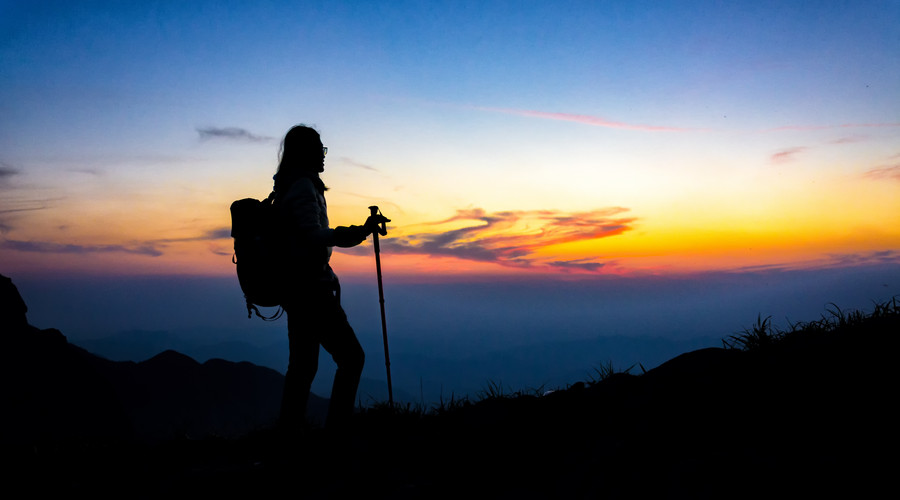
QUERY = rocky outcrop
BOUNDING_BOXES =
[1,273,29,331]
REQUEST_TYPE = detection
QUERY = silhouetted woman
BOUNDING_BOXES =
[273,125,387,430]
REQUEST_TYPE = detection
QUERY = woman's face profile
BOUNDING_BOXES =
[307,138,325,172]
[286,128,325,172]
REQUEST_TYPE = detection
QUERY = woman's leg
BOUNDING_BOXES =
[279,305,321,429]
[319,297,365,428]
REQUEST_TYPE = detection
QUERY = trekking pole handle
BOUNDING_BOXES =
[368,206,388,236]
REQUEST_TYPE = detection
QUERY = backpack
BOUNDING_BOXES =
[230,192,288,320]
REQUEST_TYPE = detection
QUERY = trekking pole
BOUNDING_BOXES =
[369,206,393,407]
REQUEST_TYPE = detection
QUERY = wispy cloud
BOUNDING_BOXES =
[547,259,611,272]
[196,127,273,142]
[341,157,379,172]
[156,227,231,243]
[209,246,233,257]
[770,147,807,164]
[824,250,900,267]
[0,226,231,257]
[0,239,163,257]
[828,136,866,144]
[67,168,105,176]
[767,123,900,132]
[0,196,60,234]
[364,207,635,273]
[476,107,696,132]
[0,198,61,215]
[0,166,50,232]
[863,164,900,182]
[203,227,232,240]
[736,249,900,273]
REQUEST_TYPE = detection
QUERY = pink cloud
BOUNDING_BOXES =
[477,107,695,132]
[351,207,636,273]
[770,147,808,163]
[828,136,867,144]
[863,164,900,182]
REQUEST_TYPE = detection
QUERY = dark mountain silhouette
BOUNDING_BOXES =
[3,272,896,497]
[1,273,326,445]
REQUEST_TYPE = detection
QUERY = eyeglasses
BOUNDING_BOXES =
[323,146,328,156]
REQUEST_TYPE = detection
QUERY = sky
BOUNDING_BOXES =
[2,0,899,279]
[2,1,900,399]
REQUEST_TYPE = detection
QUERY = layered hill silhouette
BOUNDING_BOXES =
[3,273,896,498]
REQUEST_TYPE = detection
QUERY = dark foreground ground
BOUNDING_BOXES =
[5,300,898,499]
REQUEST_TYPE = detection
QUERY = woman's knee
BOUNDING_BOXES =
[335,343,364,372]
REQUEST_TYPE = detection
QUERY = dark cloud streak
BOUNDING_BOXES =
[204,227,232,240]
[67,168,105,176]
[1,239,163,257]
[157,227,232,243]
[547,259,610,272]
[196,127,272,143]
[0,226,231,257]
[825,250,900,267]
[0,166,19,179]
[0,163,21,187]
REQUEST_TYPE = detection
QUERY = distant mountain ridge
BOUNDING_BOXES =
[74,327,718,405]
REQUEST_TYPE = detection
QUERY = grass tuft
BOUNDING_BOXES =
[723,296,899,352]
[587,360,634,385]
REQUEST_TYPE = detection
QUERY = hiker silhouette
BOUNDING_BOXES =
[273,125,389,430]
